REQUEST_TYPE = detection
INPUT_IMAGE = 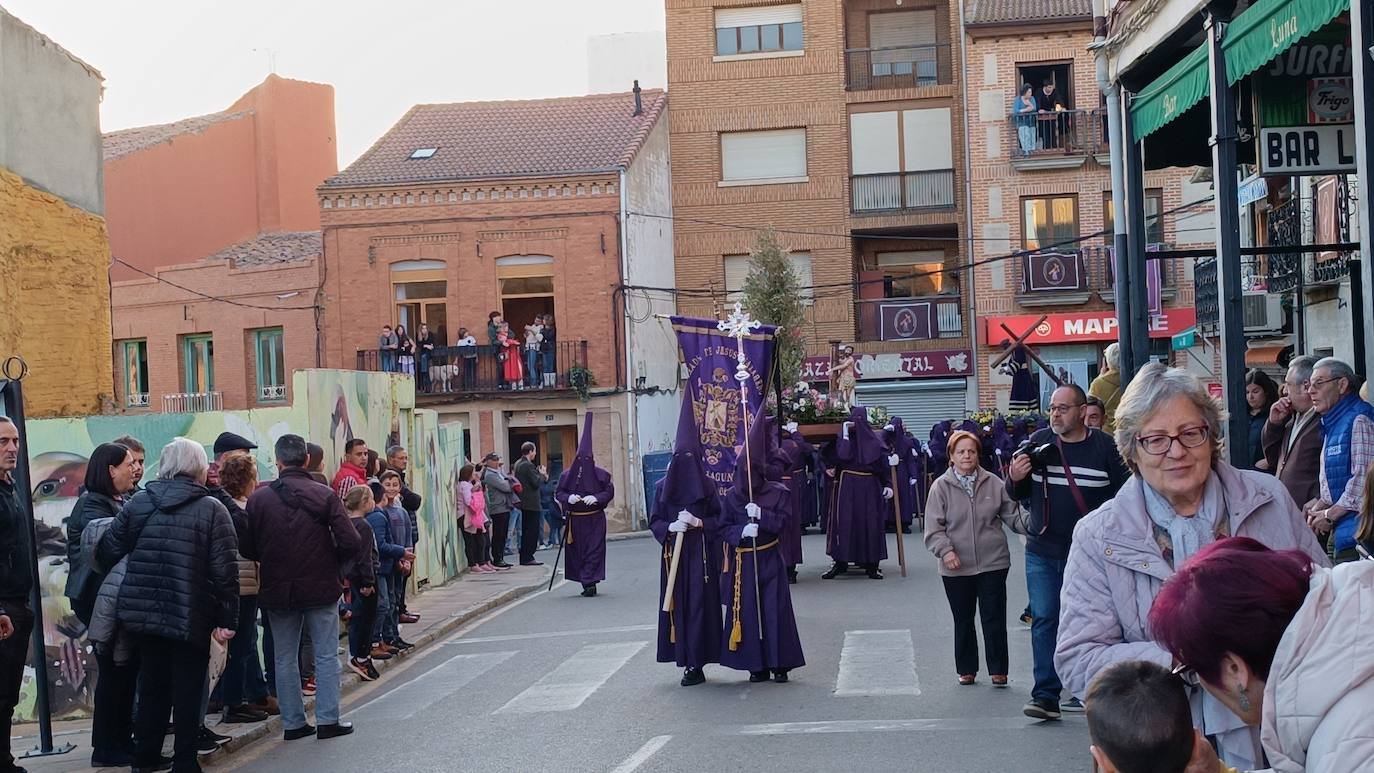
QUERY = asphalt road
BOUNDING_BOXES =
[229,532,1091,773]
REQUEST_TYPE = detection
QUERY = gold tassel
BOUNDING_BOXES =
[728,545,744,651]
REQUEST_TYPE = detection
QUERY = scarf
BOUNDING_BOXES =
[1142,473,1224,568]
[952,469,977,498]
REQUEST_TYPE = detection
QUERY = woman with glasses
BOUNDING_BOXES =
[1054,363,1329,771]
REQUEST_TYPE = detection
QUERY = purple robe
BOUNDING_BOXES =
[777,433,814,566]
[825,409,891,564]
[884,421,918,528]
[556,413,613,585]
[650,488,722,668]
[719,482,804,673]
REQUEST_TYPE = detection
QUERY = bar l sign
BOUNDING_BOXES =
[1260,124,1357,174]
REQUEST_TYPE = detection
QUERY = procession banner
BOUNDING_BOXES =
[671,315,776,497]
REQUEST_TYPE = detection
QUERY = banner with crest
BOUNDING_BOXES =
[671,315,776,497]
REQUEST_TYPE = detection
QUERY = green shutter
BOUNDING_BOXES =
[1222,0,1349,85]
[1129,45,1210,142]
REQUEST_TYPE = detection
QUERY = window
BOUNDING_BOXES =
[715,4,803,56]
[850,109,953,175]
[1103,190,1164,245]
[720,128,807,184]
[182,334,214,394]
[875,251,947,298]
[410,147,438,159]
[391,261,449,345]
[1015,62,1073,108]
[867,10,938,81]
[121,340,149,408]
[496,256,555,340]
[254,328,286,402]
[722,251,814,304]
[1022,195,1079,250]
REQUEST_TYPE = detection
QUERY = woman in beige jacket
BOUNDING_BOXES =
[924,430,1024,687]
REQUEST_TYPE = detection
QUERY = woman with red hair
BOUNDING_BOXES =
[1149,536,1374,773]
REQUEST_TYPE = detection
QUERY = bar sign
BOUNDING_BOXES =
[1259,124,1357,175]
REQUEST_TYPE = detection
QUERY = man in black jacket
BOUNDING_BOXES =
[385,445,422,623]
[242,434,362,742]
[513,442,549,566]
[0,417,31,773]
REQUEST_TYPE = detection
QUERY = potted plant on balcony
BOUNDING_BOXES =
[567,365,596,402]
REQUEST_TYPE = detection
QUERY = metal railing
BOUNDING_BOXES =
[356,340,590,396]
[126,392,149,408]
[259,384,287,402]
[1266,186,1354,291]
[1196,258,1218,327]
[851,169,955,213]
[856,296,963,342]
[844,43,951,90]
[1008,109,1104,158]
[163,392,223,413]
[1078,244,1175,291]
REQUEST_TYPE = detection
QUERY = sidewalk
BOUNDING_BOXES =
[10,563,552,772]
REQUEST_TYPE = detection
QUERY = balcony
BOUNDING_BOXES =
[1195,257,1218,327]
[163,392,223,413]
[1021,246,1173,309]
[355,341,590,398]
[259,384,287,403]
[125,392,149,409]
[844,44,952,91]
[856,296,963,342]
[851,170,955,213]
[1265,193,1354,292]
[1008,109,1104,170]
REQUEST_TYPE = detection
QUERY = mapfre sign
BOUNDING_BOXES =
[984,308,1196,345]
[1260,124,1357,175]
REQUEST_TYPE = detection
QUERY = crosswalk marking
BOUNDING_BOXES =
[446,624,656,645]
[495,641,648,714]
[350,651,515,720]
[834,629,921,697]
[609,736,672,773]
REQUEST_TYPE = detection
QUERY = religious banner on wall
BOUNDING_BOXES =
[671,315,776,497]
[879,301,934,341]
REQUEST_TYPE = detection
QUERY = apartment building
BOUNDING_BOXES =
[962,0,1209,409]
[666,0,976,427]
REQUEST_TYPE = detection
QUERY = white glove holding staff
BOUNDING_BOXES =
[567,494,582,505]
[676,510,702,528]
[745,502,761,521]
[741,523,759,539]
[668,520,688,533]
[583,495,598,506]
[887,454,900,466]
[882,487,893,500]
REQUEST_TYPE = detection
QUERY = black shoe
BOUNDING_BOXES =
[520,560,544,566]
[1023,699,1062,721]
[131,759,172,773]
[773,669,790,683]
[821,563,848,579]
[284,724,317,741]
[195,727,223,755]
[390,638,415,650]
[317,722,355,740]
[786,567,798,584]
[901,525,912,534]
[222,704,269,723]
[866,566,884,580]
[581,584,597,597]
[91,749,134,767]
[680,667,705,687]
[749,670,769,683]
[492,562,514,569]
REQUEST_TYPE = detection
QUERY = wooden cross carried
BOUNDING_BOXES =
[988,314,1063,388]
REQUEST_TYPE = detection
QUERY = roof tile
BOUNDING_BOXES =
[966,0,1091,25]
[103,110,252,162]
[203,231,321,269]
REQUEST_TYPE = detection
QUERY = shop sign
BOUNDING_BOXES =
[1259,123,1356,175]
[1308,77,1353,123]
[1238,174,1269,207]
[983,308,1197,345]
[800,348,972,382]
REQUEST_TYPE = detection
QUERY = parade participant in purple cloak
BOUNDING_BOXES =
[650,396,723,686]
[992,416,1016,477]
[929,421,952,473]
[719,413,805,683]
[556,413,614,597]
[823,406,893,580]
[884,417,918,534]
[777,421,815,584]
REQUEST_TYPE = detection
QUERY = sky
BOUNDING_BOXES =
[4,0,666,166]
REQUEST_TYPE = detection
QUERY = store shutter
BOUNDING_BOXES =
[853,379,968,440]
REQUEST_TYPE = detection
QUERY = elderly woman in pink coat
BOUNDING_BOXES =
[1053,363,1328,771]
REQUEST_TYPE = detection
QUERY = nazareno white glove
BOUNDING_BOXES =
[912,448,920,458]
[842,422,851,441]
[882,487,893,500]
[567,494,582,505]
[887,454,900,467]
[784,421,799,434]
[583,495,597,506]
[883,424,894,432]
[668,520,688,533]
[676,510,702,528]
[745,502,761,521]
[741,523,759,539]
[909,478,918,486]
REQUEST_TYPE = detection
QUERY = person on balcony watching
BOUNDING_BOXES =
[1015,84,1038,155]
[1035,79,1066,150]
[540,314,558,387]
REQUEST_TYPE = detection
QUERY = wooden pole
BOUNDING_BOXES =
[661,531,685,613]
[889,460,907,577]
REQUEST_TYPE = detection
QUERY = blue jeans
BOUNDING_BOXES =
[1025,551,1067,703]
[541,349,555,377]
[372,573,397,644]
[525,349,539,387]
[380,350,396,372]
[221,595,268,706]
[265,605,343,729]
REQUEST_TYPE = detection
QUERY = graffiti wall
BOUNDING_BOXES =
[10,369,465,722]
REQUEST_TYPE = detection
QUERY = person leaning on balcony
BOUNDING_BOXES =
[378,325,398,373]
[540,314,558,387]
[1087,343,1122,433]
[1035,79,1066,149]
[1014,84,1038,155]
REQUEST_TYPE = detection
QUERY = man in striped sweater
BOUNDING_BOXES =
[332,439,369,500]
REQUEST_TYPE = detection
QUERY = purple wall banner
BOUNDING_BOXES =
[671,315,776,497]
[879,301,934,341]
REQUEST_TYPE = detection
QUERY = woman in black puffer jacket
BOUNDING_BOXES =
[97,437,239,773]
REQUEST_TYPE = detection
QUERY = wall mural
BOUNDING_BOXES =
[10,369,466,722]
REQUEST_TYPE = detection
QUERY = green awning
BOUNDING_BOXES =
[1130,45,1210,142]
[1223,0,1349,85]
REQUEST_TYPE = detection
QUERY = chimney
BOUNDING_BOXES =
[632,80,643,116]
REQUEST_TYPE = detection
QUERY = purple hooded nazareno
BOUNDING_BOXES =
[556,413,614,586]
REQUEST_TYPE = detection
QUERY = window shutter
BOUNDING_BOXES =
[901,108,952,171]
[790,251,814,304]
[716,4,803,27]
[721,128,807,181]
[868,10,936,48]
[877,250,945,267]
[723,255,751,300]
[849,112,900,175]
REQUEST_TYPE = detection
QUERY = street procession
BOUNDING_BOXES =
[3,0,1374,771]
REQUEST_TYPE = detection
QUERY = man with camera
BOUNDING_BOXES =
[1008,384,1127,721]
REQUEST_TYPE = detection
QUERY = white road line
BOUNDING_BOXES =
[445,624,656,645]
[608,735,672,773]
[833,629,921,697]
[738,717,1050,735]
[346,651,515,720]
[495,641,648,714]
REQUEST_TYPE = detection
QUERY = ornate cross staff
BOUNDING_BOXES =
[718,303,763,641]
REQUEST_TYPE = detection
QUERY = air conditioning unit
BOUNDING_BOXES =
[1242,293,1284,333]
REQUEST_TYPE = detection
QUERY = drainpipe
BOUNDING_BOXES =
[1091,0,1132,378]
[957,0,980,412]
[618,167,643,529]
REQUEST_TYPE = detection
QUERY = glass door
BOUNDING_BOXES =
[183,335,214,393]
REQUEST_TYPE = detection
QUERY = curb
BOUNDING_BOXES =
[607,529,652,542]
[206,575,547,762]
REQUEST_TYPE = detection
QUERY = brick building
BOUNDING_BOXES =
[666,0,978,427]
[961,0,1212,410]
[317,88,677,531]
[104,75,338,413]
[0,7,111,418]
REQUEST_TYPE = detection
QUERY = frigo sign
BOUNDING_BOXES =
[1259,123,1357,175]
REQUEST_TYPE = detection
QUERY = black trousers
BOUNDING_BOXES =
[132,634,209,771]
[940,568,1009,677]
[91,645,139,758]
[489,511,512,563]
[464,529,489,567]
[0,600,33,768]
[519,509,541,563]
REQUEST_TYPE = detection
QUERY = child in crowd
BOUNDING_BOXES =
[1085,660,1235,773]
[366,475,414,659]
[380,471,415,650]
[459,464,495,572]
[497,321,524,388]
[344,486,383,681]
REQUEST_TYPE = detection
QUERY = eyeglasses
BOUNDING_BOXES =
[1306,376,1341,391]
[1135,425,1211,456]
[1048,403,1084,414]
[1171,662,1199,687]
